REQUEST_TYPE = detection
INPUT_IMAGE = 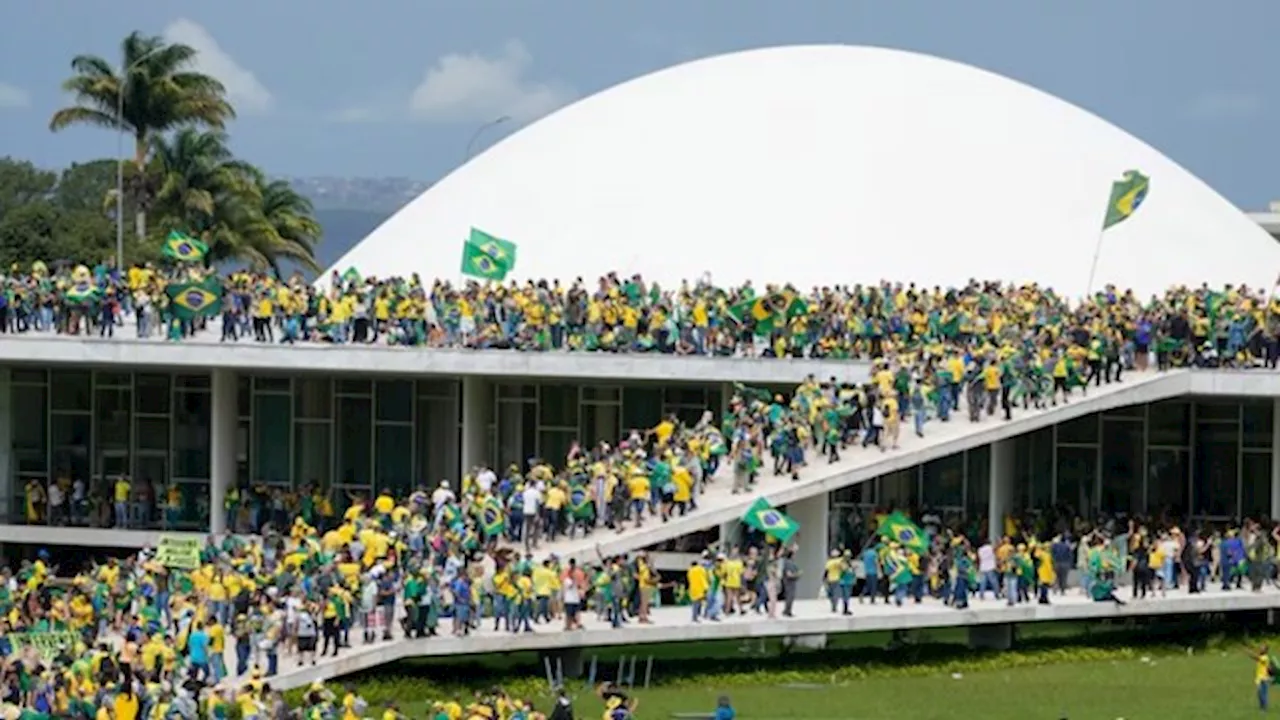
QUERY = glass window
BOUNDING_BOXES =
[1197,420,1239,445]
[1056,414,1099,445]
[581,386,621,403]
[538,384,579,428]
[95,371,131,388]
[1148,401,1190,446]
[923,453,964,508]
[1055,446,1096,514]
[965,446,990,518]
[417,379,457,399]
[254,376,291,393]
[134,374,171,415]
[538,429,576,467]
[1243,402,1274,449]
[95,387,131,450]
[375,425,413,495]
[375,380,413,423]
[337,379,372,395]
[237,376,251,418]
[831,483,871,506]
[336,396,372,486]
[497,401,538,468]
[1103,403,1143,419]
[416,397,460,483]
[1147,449,1188,515]
[136,416,169,452]
[236,420,251,486]
[175,374,210,390]
[294,422,331,487]
[11,368,46,384]
[663,387,708,407]
[877,468,918,509]
[1197,400,1240,422]
[580,403,620,449]
[12,385,46,454]
[1242,452,1272,520]
[1193,436,1238,517]
[252,394,291,483]
[50,371,91,412]
[1100,419,1143,515]
[174,391,211,479]
[622,387,662,432]
[497,384,536,400]
[50,413,90,481]
[294,378,332,420]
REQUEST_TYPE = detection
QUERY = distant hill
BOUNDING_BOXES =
[313,208,391,270]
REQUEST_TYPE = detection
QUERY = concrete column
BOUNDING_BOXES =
[210,369,237,536]
[461,377,490,472]
[719,520,739,550]
[786,492,830,599]
[720,382,734,418]
[988,438,1015,542]
[1271,398,1280,520]
[0,368,11,521]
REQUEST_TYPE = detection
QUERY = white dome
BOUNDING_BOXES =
[326,45,1279,298]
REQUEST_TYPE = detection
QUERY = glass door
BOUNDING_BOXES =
[136,452,170,530]
[98,450,131,529]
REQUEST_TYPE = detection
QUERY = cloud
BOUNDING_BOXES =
[163,18,273,113]
[409,40,575,124]
[0,83,29,109]
[1187,92,1262,120]
[328,106,382,124]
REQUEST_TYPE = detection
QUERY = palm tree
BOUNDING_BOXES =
[150,129,321,274]
[49,31,235,241]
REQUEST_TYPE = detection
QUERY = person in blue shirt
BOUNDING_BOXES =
[860,544,880,604]
[713,695,736,720]
[187,620,210,682]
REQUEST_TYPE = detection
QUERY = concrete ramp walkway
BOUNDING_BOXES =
[524,369,1191,561]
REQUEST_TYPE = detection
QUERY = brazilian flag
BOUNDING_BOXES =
[568,485,592,521]
[460,228,517,281]
[440,502,460,528]
[1102,170,1149,230]
[64,281,99,306]
[741,497,800,543]
[165,278,223,319]
[161,230,208,263]
[876,511,928,554]
[479,497,505,537]
[728,292,806,335]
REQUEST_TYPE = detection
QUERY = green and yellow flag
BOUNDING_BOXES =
[1102,170,1149,230]
[742,497,800,543]
[166,278,223,319]
[64,281,99,306]
[876,510,928,554]
[162,231,208,263]
[728,292,807,335]
[479,496,505,537]
[460,228,517,281]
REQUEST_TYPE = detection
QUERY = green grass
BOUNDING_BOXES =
[318,614,1280,719]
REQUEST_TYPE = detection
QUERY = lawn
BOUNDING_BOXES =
[332,615,1277,719]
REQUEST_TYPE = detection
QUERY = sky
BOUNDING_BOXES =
[0,1,1276,209]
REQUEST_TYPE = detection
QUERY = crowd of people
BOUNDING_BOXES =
[7,261,1280,716]
[3,261,1280,366]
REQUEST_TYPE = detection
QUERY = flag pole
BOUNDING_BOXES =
[1085,227,1105,300]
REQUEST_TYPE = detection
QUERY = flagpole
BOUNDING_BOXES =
[1085,227,1105,299]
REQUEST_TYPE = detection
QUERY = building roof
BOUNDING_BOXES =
[326,45,1280,298]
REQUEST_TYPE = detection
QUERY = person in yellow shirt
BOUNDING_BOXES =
[721,552,744,615]
[113,475,131,529]
[686,560,709,622]
[1251,644,1274,710]
[626,465,650,530]
[531,560,558,623]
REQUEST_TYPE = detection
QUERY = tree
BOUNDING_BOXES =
[0,157,57,219]
[149,129,321,273]
[48,31,234,242]
[54,159,118,214]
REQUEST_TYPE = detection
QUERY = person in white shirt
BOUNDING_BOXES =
[46,482,65,526]
[522,484,543,551]
[432,481,455,510]
[977,542,998,599]
[476,466,496,495]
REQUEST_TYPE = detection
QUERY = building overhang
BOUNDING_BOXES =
[0,334,867,385]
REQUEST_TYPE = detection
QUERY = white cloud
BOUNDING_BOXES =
[0,83,29,109]
[1187,92,1262,120]
[409,40,575,124]
[328,106,382,124]
[163,18,273,113]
